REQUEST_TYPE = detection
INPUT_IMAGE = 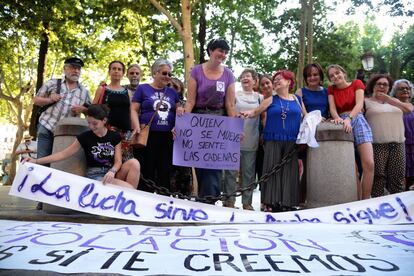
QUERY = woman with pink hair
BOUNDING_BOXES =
[241,70,304,212]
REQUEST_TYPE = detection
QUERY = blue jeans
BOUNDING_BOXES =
[86,167,109,181]
[37,124,54,166]
[195,168,221,203]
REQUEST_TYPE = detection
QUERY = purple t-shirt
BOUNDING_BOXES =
[132,84,179,132]
[190,64,235,109]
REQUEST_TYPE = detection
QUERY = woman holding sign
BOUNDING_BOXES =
[184,38,236,203]
[131,59,180,193]
[24,104,140,189]
[241,70,304,212]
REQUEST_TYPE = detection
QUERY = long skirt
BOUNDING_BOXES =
[261,141,299,207]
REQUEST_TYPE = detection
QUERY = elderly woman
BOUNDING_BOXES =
[241,70,304,212]
[93,60,133,161]
[327,64,374,200]
[131,59,180,193]
[184,38,236,203]
[391,79,414,191]
[365,74,413,197]
[223,68,263,210]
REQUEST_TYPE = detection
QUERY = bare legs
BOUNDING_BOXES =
[113,158,141,189]
[357,142,374,200]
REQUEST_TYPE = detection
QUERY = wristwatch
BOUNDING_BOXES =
[109,168,117,174]
[348,115,353,121]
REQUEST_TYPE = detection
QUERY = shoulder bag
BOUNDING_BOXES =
[131,93,165,148]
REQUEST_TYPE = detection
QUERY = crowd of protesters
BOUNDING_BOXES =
[22,38,414,213]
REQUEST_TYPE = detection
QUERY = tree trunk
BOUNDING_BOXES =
[198,0,207,64]
[227,15,241,70]
[306,0,314,64]
[181,0,195,85]
[149,0,195,85]
[29,21,49,138]
[297,0,306,89]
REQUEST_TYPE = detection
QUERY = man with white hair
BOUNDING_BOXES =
[33,57,91,165]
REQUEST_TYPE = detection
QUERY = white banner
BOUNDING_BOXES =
[0,220,413,275]
[9,163,414,225]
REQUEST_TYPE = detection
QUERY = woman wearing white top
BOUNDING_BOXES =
[223,69,263,210]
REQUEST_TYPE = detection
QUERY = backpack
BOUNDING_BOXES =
[32,78,62,130]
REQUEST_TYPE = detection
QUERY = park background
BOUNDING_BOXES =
[0,0,413,185]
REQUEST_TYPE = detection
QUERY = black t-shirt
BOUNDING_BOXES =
[77,130,121,168]
[103,87,131,131]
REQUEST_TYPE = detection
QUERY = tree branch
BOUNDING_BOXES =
[149,0,183,32]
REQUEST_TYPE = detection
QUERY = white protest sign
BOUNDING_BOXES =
[0,220,413,275]
[9,163,414,225]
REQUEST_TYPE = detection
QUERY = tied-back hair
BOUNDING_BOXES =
[108,60,126,73]
[87,104,110,120]
[327,64,348,83]
[206,38,230,56]
[365,74,394,96]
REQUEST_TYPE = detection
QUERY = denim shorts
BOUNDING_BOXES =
[86,167,110,181]
[340,113,373,146]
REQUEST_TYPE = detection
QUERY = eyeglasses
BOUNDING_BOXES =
[397,87,410,92]
[160,71,172,77]
[375,82,389,88]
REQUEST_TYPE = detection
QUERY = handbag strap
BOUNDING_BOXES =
[146,92,166,126]
[98,83,107,104]
[292,94,305,116]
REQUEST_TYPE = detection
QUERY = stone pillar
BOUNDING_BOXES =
[306,122,358,208]
[43,117,89,214]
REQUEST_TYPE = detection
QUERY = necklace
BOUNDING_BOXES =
[278,96,289,129]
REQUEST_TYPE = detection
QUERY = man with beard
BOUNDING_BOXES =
[34,57,91,164]
[125,64,142,98]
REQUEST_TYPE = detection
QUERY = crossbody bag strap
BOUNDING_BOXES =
[292,94,305,116]
[98,83,107,104]
[146,93,166,126]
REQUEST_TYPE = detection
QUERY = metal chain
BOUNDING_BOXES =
[140,145,298,203]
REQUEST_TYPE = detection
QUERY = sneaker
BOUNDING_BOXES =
[243,204,254,211]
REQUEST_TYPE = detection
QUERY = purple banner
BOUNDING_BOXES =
[173,113,243,170]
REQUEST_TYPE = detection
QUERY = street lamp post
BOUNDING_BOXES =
[361,53,375,71]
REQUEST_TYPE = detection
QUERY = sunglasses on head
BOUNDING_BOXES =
[160,71,172,77]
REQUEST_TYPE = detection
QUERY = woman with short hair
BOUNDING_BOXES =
[390,79,414,191]
[184,38,236,203]
[131,59,180,193]
[241,70,304,212]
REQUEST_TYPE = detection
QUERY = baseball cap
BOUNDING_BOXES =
[64,57,84,67]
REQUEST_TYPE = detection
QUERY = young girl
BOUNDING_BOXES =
[25,104,140,189]
[327,64,374,200]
